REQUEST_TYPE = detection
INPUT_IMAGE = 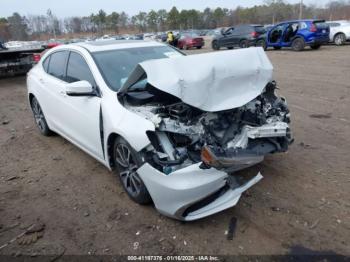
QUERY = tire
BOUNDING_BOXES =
[334,33,346,46]
[113,137,151,205]
[30,96,53,136]
[239,40,249,48]
[256,39,267,50]
[227,46,234,50]
[212,41,220,50]
[273,46,282,50]
[291,38,305,51]
[310,44,321,50]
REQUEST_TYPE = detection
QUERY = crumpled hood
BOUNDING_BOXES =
[120,47,273,112]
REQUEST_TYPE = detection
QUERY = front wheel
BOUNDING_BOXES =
[212,41,220,50]
[30,96,53,136]
[113,137,152,204]
[310,44,321,50]
[291,38,305,51]
[334,33,346,46]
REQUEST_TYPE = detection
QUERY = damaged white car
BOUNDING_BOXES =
[27,40,293,221]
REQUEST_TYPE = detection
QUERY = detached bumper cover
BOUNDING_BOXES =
[137,162,263,221]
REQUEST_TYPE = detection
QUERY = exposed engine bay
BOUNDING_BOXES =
[119,80,293,174]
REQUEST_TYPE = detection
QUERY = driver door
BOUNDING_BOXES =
[57,51,104,160]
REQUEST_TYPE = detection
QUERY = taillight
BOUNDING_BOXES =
[251,31,259,38]
[310,23,317,32]
[33,53,41,63]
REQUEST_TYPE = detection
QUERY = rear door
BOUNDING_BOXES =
[39,50,69,132]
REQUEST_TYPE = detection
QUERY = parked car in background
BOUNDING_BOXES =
[326,20,350,45]
[211,24,266,50]
[260,19,329,51]
[177,32,204,49]
[42,39,64,49]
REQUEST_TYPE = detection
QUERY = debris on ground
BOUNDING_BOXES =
[309,219,320,229]
[271,206,282,212]
[0,222,45,250]
[226,217,237,240]
[309,113,332,119]
[6,176,20,181]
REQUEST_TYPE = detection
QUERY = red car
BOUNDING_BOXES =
[177,32,204,50]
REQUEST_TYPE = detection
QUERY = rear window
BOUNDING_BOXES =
[314,21,329,29]
[254,26,266,33]
[182,32,199,38]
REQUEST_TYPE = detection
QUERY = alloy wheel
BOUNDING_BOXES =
[335,34,345,46]
[115,144,142,197]
[32,98,46,133]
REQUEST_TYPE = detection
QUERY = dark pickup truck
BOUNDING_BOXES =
[0,42,44,77]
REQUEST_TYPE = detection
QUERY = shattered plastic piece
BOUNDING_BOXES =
[227,217,237,240]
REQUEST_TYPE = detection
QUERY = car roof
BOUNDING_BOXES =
[278,19,325,24]
[72,40,166,53]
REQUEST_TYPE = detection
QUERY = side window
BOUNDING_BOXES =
[66,52,96,87]
[42,56,50,73]
[48,51,69,81]
[299,22,308,29]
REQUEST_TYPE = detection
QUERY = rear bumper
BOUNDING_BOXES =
[137,162,263,221]
[307,37,329,45]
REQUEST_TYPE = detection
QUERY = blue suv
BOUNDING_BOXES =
[257,19,330,51]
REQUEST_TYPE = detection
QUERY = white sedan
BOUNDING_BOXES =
[27,40,293,221]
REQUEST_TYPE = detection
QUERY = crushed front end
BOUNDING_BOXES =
[118,48,293,220]
[120,81,292,220]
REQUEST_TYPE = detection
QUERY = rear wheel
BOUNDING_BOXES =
[212,41,220,50]
[310,44,321,50]
[30,96,52,136]
[113,137,151,204]
[291,38,305,51]
[239,40,249,48]
[334,33,346,46]
[256,39,267,50]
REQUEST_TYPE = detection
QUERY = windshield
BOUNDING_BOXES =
[254,26,266,33]
[93,45,183,91]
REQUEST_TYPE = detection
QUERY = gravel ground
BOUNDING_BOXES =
[0,44,349,257]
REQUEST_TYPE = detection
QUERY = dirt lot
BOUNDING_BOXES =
[0,45,349,257]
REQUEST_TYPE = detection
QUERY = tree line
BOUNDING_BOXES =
[1,0,350,41]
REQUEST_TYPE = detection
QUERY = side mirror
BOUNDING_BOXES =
[65,80,95,96]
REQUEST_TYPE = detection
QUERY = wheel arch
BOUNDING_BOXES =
[106,132,122,170]
[333,32,345,41]
[28,93,35,105]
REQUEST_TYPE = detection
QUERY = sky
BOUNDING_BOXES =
[0,0,331,18]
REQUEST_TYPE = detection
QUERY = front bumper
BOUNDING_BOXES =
[137,162,263,221]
